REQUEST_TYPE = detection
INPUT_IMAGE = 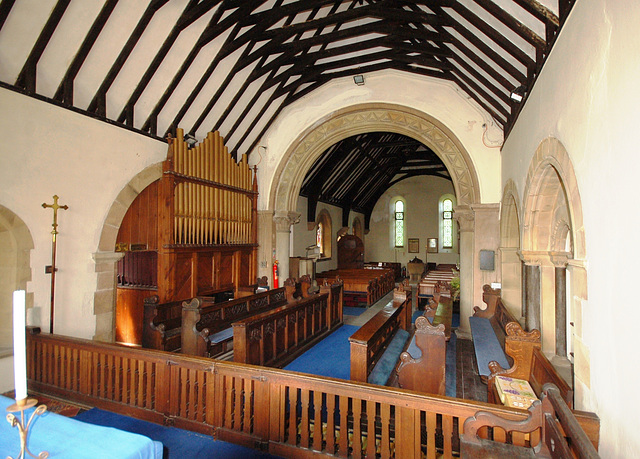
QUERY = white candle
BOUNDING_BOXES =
[13,290,27,401]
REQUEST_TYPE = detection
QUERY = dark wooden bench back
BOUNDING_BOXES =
[233,292,336,367]
[349,291,412,382]
[142,295,200,351]
[181,287,287,357]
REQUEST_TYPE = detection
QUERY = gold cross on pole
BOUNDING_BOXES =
[42,195,68,334]
[42,195,68,241]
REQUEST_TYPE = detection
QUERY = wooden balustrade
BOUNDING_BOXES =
[232,292,338,367]
[27,330,551,458]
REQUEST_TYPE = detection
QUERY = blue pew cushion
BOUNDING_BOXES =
[209,327,234,344]
[469,316,510,377]
[368,329,410,385]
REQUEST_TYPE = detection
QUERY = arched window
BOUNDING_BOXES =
[352,217,363,241]
[316,210,332,258]
[441,197,454,249]
[394,200,404,247]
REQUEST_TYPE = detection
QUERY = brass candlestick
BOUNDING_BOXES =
[5,398,49,459]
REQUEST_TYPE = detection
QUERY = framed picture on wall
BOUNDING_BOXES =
[427,237,438,253]
[408,238,419,253]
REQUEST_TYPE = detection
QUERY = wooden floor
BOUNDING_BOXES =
[456,336,487,402]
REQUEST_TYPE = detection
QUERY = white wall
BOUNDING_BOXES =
[501,0,640,456]
[291,196,365,273]
[366,175,458,268]
[251,70,503,210]
[0,356,14,394]
[0,88,166,341]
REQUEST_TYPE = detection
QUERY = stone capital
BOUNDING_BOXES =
[92,251,125,269]
[549,251,572,268]
[274,211,301,232]
[519,250,552,266]
[453,205,474,232]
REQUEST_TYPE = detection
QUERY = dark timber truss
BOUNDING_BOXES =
[0,0,575,221]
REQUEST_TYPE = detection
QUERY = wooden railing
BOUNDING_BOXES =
[27,331,540,457]
[26,331,598,458]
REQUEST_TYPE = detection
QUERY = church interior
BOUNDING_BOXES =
[1,0,638,457]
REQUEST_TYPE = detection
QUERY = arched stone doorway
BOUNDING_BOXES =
[0,206,34,351]
[268,103,481,331]
[93,164,162,342]
[500,180,523,321]
[521,138,586,389]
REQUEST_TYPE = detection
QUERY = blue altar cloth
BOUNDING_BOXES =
[0,395,162,458]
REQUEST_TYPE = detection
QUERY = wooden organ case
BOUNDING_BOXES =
[115,129,258,345]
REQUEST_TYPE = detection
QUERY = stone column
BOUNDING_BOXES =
[470,203,500,308]
[257,210,275,282]
[92,251,124,342]
[520,251,541,332]
[453,205,474,337]
[551,253,570,358]
[273,211,301,281]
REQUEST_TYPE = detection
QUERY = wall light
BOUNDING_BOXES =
[510,86,525,103]
[353,74,365,86]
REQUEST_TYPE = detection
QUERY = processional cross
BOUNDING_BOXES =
[42,195,68,334]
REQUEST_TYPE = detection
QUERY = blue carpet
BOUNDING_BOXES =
[284,325,359,380]
[343,306,366,316]
[74,408,279,458]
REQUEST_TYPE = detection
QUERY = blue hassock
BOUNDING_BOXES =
[209,327,233,344]
[469,316,510,377]
[368,329,410,385]
[445,332,457,397]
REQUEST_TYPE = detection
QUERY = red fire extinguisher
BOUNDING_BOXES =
[273,260,279,289]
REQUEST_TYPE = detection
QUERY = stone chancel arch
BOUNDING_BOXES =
[271,104,480,214]
[267,103,482,329]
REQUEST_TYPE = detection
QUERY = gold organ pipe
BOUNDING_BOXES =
[170,128,256,246]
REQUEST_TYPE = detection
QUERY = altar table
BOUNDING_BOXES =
[1,395,162,458]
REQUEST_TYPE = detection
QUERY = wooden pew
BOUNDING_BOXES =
[396,315,446,395]
[364,261,402,280]
[473,285,574,409]
[349,284,412,385]
[469,284,538,382]
[141,284,234,352]
[462,383,600,458]
[395,290,452,395]
[26,330,600,458]
[181,287,288,358]
[232,283,343,367]
[316,267,394,306]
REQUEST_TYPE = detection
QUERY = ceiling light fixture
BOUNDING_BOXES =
[510,86,526,103]
[184,134,198,148]
[353,74,365,86]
